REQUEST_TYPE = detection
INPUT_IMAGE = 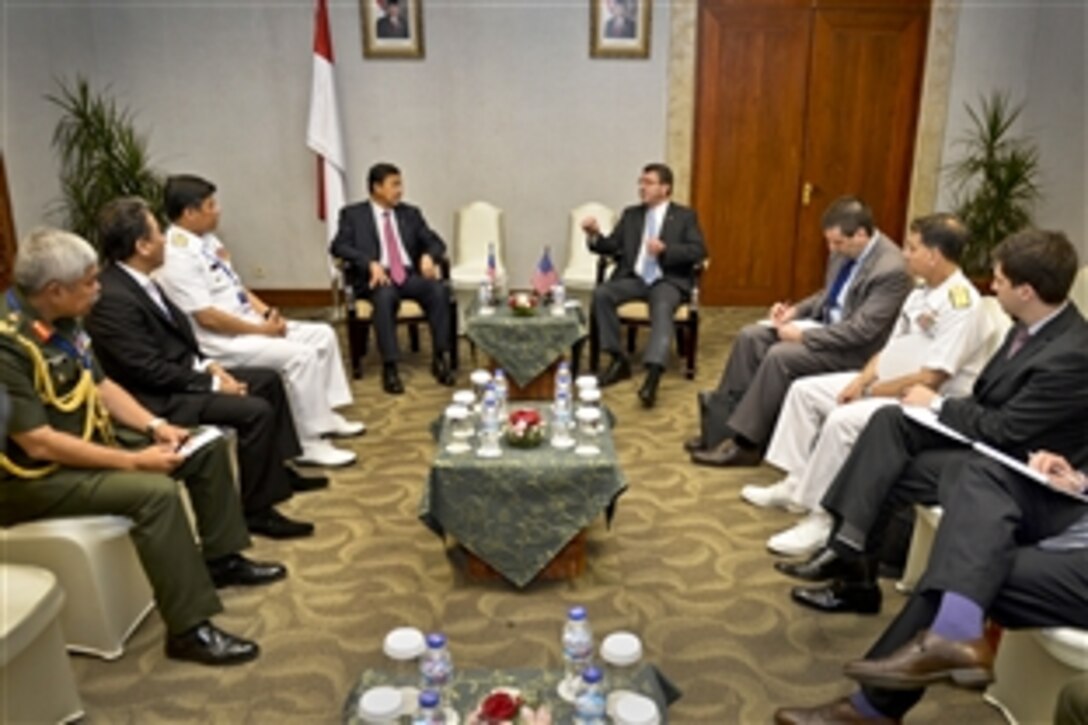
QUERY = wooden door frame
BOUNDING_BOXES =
[0,153,16,291]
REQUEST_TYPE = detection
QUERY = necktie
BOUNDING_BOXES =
[825,258,857,319]
[639,210,661,285]
[145,280,172,320]
[1006,324,1031,359]
[383,211,407,286]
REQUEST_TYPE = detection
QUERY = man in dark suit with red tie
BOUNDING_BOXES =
[583,163,707,408]
[85,197,318,539]
[330,162,454,394]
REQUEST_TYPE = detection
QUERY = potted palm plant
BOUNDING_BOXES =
[945,92,1041,280]
[47,76,164,246]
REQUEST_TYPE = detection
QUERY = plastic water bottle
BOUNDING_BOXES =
[478,279,492,309]
[556,360,572,396]
[551,389,574,448]
[573,666,607,724]
[493,369,509,419]
[413,690,446,724]
[477,390,502,457]
[419,633,454,697]
[562,606,594,683]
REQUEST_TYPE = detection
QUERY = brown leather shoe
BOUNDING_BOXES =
[843,629,994,691]
[690,438,762,467]
[774,696,900,724]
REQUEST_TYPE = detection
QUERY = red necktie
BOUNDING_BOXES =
[383,211,407,286]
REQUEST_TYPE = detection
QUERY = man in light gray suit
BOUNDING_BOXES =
[689,196,912,467]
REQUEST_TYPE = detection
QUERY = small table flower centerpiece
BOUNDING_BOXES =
[505,408,545,449]
[465,688,551,725]
[508,291,539,317]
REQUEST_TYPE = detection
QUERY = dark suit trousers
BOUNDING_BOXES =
[361,274,450,363]
[821,405,968,553]
[592,275,683,368]
[703,324,869,447]
[160,368,298,516]
[857,458,1088,718]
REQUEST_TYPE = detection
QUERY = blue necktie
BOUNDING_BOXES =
[824,258,857,320]
[639,211,661,285]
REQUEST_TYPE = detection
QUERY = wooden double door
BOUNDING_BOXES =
[692,0,930,305]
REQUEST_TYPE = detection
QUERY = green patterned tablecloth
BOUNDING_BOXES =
[343,663,681,723]
[465,303,587,387]
[419,403,627,587]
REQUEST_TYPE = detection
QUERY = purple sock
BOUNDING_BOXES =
[849,691,889,720]
[929,591,984,641]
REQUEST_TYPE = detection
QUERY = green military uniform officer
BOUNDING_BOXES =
[0,227,286,666]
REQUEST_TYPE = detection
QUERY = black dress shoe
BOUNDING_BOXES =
[431,354,455,386]
[597,355,632,387]
[245,508,314,539]
[208,553,288,588]
[683,435,705,453]
[382,364,405,395]
[690,438,763,467]
[286,468,329,493]
[791,580,883,614]
[637,366,662,408]
[844,629,994,691]
[775,546,873,583]
[166,621,260,666]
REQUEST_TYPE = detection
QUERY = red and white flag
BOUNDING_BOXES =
[307,0,347,276]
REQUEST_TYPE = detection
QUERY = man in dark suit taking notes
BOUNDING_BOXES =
[584,162,707,408]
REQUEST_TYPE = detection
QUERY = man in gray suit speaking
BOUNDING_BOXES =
[689,196,912,467]
[584,163,707,408]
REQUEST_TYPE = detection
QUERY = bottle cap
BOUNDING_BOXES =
[581,666,603,684]
[357,686,403,721]
[418,690,441,708]
[383,627,426,660]
[600,631,642,667]
[425,632,447,648]
[568,605,587,621]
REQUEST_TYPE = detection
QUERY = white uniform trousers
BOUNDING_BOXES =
[764,371,898,511]
[198,320,354,440]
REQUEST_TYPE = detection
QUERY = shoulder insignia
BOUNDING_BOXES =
[948,285,971,310]
[0,320,14,336]
[170,231,189,248]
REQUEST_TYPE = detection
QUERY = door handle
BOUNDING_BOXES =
[801,181,814,207]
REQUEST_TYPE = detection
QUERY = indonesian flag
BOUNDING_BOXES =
[307,0,347,276]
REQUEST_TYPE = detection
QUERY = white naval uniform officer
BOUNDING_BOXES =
[741,213,998,556]
[156,174,363,468]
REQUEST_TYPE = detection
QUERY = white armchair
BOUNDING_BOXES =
[562,202,616,308]
[449,201,505,329]
[1071,264,1088,315]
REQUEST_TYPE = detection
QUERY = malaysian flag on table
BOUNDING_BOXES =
[531,247,560,295]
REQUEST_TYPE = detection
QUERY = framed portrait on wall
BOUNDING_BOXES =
[361,0,423,58]
[590,0,651,58]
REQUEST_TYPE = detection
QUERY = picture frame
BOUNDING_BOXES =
[590,0,651,59]
[361,0,424,59]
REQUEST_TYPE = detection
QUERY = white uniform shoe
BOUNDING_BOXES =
[296,439,358,468]
[324,412,367,438]
[740,478,806,513]
[767,510,833,557]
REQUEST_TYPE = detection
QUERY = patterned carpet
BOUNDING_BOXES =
[68,307,1007,723]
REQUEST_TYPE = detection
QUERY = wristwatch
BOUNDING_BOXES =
[928,395,945,415]
[146,417,166,435]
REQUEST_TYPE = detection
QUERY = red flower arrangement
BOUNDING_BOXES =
[508,291,539,317]
[466,688,551,725]
[505,408,545,448]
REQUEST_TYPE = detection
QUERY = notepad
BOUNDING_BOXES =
[902,406,1088,502]
[176,426,225,459]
